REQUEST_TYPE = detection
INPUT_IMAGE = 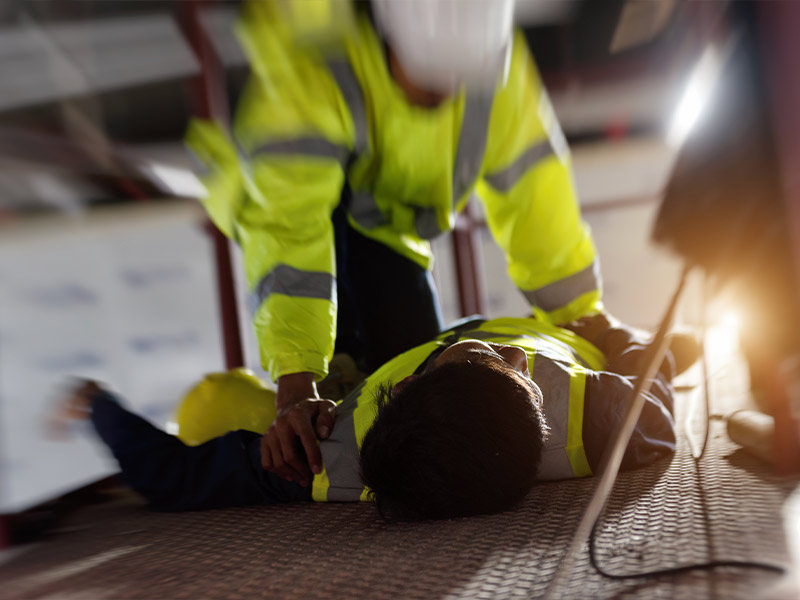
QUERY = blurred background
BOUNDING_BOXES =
[1,0,798,523]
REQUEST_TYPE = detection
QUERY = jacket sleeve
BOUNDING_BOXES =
[186,2,356,382]
[477,31,603,325]
[582,371,676,472]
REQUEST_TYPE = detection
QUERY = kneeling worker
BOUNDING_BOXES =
[187,0,695,450]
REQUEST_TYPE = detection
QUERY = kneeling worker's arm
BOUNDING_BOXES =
[479,31,601,326]
[260,372,337,488]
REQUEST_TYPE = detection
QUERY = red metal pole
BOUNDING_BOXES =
[0,516,9,548]
[451,200,486,317]
[175,0,244,369]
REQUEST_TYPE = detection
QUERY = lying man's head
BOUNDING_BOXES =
[359,340,549,520]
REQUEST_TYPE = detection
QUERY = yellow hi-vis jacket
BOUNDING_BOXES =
[186,1,602,383]
[313,315,606,502]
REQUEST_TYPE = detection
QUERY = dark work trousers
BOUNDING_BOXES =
[332,196,443,374]
[89,391,311,511]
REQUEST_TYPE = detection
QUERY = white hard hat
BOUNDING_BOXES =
[372,0,515,94]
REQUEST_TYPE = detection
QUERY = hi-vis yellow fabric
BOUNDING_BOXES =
[186,1,601,382]
[173,368,277,446]
[312,316,606,502]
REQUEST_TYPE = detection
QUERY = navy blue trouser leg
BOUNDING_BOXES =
[332,201,444,373]
[89,391,311,511]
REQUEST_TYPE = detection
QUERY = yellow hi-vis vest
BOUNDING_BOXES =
[186,1,601,383]
[312,316,606,502]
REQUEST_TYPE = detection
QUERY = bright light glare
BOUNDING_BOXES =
[705,325,739,358]
[704,309,743,358]
[165,420,180,435]
[721,310,741,334]
[667,44,722,147]
[146,162,207,199]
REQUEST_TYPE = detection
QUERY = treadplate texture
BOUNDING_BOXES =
[1,385,796,599]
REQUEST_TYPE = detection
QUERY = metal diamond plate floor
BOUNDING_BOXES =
[1,358,797,599]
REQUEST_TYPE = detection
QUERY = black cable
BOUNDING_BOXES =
[589,523,786,579]
[588,271,786,580]
[543,266,693,600]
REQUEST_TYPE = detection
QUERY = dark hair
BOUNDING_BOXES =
[359,361,549,520]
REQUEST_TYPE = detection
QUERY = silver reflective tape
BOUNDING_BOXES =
[319,410,364,501]
[318,380,366,501]
[522,261,601,312]
[253,264,335,307]
[327,60,368,154]
[532,354,574,479]
[349,191,386,229]
[536,447,574,480]
[251,137,350,166]
[186,147,211,177]
[484,139,554,193]
[247,291,260,318]
[415,206,442,239]
[453,93,493,204]
[327,485,363,502]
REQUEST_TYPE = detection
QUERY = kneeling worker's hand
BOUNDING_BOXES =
[261,372,336,487]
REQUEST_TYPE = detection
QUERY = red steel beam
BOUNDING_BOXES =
[451,201,486,317]
[174,0,244,370]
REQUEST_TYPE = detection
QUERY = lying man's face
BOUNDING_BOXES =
[424,339,542,407]
[430,339,530,378]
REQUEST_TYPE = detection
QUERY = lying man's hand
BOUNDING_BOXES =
[562,311,699,378]
[261,372,336,486]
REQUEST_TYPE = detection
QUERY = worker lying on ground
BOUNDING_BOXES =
[59,312,680,520]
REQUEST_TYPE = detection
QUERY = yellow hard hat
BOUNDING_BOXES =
[172,368,277,446]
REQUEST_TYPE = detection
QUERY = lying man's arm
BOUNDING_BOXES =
[582,370,677,473]
[57,380,312,511]
[563,312,698,378]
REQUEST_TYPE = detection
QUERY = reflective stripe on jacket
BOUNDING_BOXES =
[186,1,601,382]
[312,316,606,502]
